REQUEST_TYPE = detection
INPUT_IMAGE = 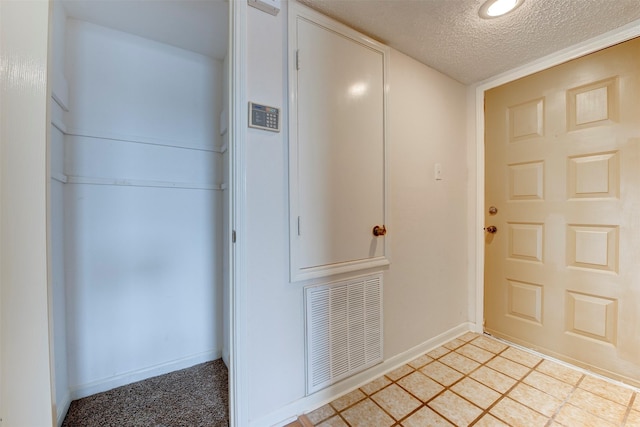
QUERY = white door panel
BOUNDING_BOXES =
[289,6,389,281]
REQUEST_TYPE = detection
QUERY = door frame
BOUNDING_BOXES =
[473,20,640,332]
[1,0,55,425]
[37,1,247,425]
[228,0,248,426]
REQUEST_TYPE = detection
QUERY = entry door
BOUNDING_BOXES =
[484,38,640,385]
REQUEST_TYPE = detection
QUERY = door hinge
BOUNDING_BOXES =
[297,216,301,236]
[232,230,236,243]
[296,49,300,70]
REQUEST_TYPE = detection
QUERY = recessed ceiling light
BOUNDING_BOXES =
[479,0,524,19]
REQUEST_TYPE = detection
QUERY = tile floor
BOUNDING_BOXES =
[304,332,640,427]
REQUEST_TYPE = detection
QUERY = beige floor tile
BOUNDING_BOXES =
[470,366,517,394]
[450,377,501,409]
[408,354,433,370]
[439,351,480,374]
[489,397,549,427]
[372,383,422,420]
[340,398,395,427]
[401,406,453,427]
[420,361,464,387]
[568,388,627,425]
[306,404,335,425]
[315,335,640,427]
[397,371,444,403]
[470,336,509,354]
[507,383,562,417]
[428,346,451,359]
[428,390,483,426]
[316,415,349,427]
[360,375,391,395]
[486,356,531,380]
[522,370,574,401]
[386,364,414,381]
[474,414,510,427]
[443,338,466,350]
[456,343,495,363]
[626,409,640,425]
[459,332,480,342]
[554,403,618,427]
[535,360,582,385]
[579,374,634,406]
[500,347,542,368]
[330,388,366,412]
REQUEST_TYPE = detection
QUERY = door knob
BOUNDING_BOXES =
[373,225,387,237]
[484,225,497,234]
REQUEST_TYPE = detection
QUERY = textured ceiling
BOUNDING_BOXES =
[298,0,640,84]
[62,0,228,60]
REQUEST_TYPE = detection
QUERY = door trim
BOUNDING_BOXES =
[229,0,248,426]
[473,19,640,332]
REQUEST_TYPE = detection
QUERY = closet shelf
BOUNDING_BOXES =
[51,119,68,135]
[53,174,223,190]
[51,172,68,184]
[54,125,225,154]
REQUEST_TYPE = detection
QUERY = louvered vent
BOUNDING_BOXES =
[305,274,383,394]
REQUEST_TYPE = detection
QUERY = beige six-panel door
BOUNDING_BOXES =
[484,38,640,385]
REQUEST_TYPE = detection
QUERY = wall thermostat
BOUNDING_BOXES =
[249,102,280,132]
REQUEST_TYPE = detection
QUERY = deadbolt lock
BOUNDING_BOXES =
[489,206,498,215]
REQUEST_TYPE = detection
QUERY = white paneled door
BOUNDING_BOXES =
[289,6,389,281]
[484,38,640,385]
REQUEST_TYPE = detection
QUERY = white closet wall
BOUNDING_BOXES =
[52,15,225,407]
[221,52,231,367]
[51,4,71,423]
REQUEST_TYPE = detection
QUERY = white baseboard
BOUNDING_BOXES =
[56,391,72,427]
[251,322,475,427]
[70,349,221,400]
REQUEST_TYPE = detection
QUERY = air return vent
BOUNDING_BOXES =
[305,273,383,394]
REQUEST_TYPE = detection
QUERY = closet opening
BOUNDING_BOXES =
[49,1,230,425]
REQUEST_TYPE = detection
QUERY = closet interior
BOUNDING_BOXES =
[49,1,230,424]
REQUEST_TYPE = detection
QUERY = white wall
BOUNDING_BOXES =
[385,49,469,357]
[222,51,231,367]
[60,18,224,398]
[246,5,305,420]
[244,3,468,424]
[0,0,54,425]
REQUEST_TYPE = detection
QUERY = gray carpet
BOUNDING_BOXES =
[62,359,229,427]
